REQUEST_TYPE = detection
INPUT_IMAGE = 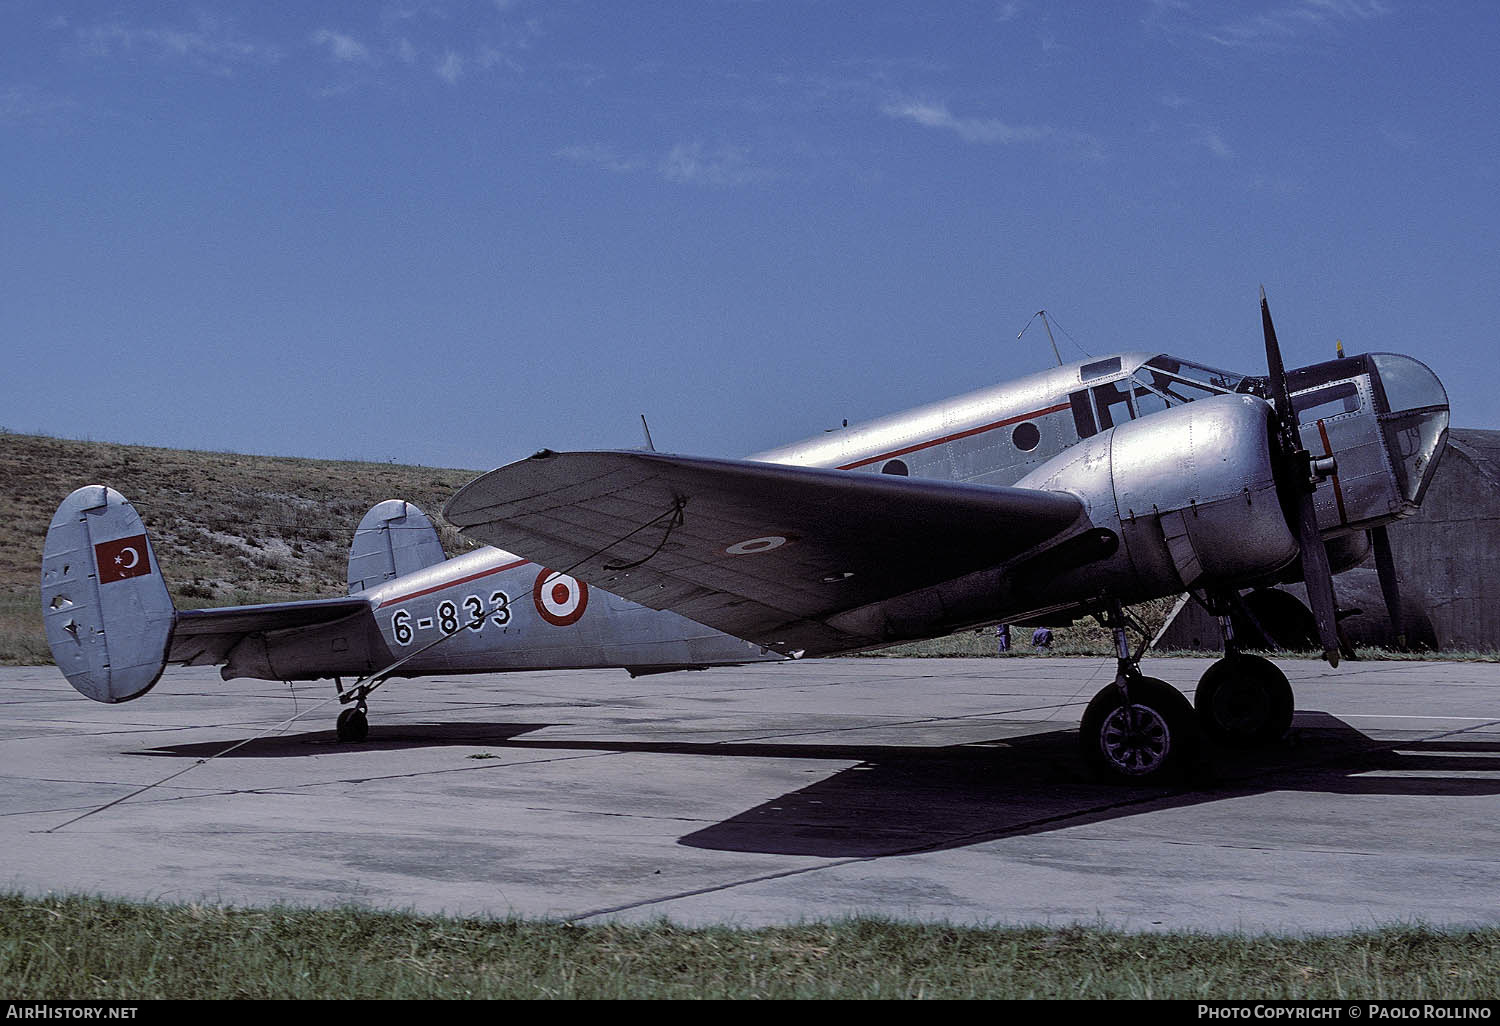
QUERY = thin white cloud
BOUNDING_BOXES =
[435,51,465,84]
[1204,0,1391,49]
[558,141,772,187]
[78,15,280,74]
[883,97,1106,160]
[1192,126,1234,159]
[310,29,373,65]
[882,98,1051,144]
[556,144,644,175]
[0,85,77,126]
[659,142,770,187]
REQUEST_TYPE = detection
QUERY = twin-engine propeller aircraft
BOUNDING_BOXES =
[42,292,1449,781]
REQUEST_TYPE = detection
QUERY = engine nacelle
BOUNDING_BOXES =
[1015,393,1300,604]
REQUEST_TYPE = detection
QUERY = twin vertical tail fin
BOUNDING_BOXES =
[346,499,447,595]
[41,486,175,703]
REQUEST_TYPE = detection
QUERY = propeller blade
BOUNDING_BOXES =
[1370,525,1405,650]
[1261,285,1292,418]
[1260,287,1341,665]
[1296,496,1342,666]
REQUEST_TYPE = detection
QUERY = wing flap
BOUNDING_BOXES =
[446,451,1085,655]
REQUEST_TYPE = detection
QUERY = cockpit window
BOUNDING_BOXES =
[1145,356,1245,393]
[1133,370,1222,406]
[1371,353,1448,413]
[1293,381,1361,422]
[1131,381,1170,417]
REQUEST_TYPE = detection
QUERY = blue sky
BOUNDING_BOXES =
[3,1,1497,469]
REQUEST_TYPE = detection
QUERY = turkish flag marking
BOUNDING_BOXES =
[95,534,152,584]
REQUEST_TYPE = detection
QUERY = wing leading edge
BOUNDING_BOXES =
[445,450,1085,656]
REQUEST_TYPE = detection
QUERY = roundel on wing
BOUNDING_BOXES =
[533,568,589,627]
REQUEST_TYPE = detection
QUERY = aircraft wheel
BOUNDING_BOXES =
[1194,653,1293,747]
[1080,676,1197,783]
[336,707,369,743]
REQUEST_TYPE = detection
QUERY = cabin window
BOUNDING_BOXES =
[881,459,909,476]
[1091,380,1134,430]
[1012,422,1040,452]
[1070,390,1098,438]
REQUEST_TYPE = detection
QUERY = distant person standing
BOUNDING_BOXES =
[995,623,1011,653]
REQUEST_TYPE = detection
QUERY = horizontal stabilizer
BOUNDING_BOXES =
[169,597,374,668]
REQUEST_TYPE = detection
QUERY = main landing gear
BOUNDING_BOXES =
[1080,605,1199,782]
[1193,593,1294,747]
[1079,598,1297,782]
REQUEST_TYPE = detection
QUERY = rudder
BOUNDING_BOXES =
[347,500,447,594]
[41,486,174,703]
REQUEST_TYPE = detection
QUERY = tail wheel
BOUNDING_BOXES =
[1081,676,1198,782]
[1194,653,1293,747]
[336,707,369,743]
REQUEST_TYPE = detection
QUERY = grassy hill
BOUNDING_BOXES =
[1,431,481,663]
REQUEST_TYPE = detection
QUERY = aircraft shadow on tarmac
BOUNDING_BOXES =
[139,712,1500,859]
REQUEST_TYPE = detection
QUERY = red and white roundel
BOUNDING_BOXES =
[533,568,589,627]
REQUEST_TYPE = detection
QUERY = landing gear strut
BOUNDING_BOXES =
[333,676,372,743]
[1080,604,1198,782]
[1193,593,1294,747]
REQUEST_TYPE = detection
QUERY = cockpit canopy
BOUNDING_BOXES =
[1074,355,1246,436]
[1078,350,1449,525]
[1278,351,1450,521]
[1368,353,1449,507]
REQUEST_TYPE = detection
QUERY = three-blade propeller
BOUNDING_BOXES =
[1260,287,1343,666]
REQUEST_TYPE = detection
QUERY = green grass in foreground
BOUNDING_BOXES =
[2,894,1498,999]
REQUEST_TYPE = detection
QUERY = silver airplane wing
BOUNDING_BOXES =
[445,450,1085,656]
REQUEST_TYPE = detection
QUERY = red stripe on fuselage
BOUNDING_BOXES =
[376,557,531,608]
[837,402,1072,470]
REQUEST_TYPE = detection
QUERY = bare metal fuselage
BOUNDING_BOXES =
[260,348,1449,672]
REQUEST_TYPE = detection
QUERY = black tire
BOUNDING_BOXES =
[1194,653,1293,747]
[336,707,369,743]
[1080,676,1198,783]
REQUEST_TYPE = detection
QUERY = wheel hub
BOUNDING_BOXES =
[1100,704,1171,775]
[1210,679,1270,733]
